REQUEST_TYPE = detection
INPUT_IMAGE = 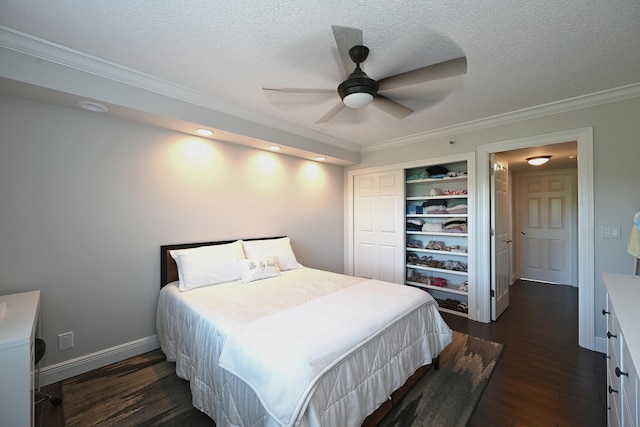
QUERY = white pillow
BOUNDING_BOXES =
[238,257,281,283]
[242,237,303,271]
[170,240,245,291]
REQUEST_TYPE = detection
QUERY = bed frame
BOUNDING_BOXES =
[159,237,436,427]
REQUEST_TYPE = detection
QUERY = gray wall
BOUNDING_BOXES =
[0,95,345,367]
[347,95,640,341]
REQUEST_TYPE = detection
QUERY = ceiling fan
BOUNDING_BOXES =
[263,25,467,124]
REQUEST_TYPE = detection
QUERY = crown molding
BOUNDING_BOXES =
[3,26,639,158]
[363,82,640,153]
[0,26,360,154]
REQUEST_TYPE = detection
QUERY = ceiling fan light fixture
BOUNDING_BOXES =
[342,91,375,109]
[526,155,552,166]
[338,65,379,109]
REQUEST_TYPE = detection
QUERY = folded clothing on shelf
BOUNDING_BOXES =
[442,218,467,233]
[446,198,468,214]
[422,222,443,232]
[406,219,425,231]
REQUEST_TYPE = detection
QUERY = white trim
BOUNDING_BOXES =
[0,26,359,154]
[2,26,638,158]
[477,127,595,349]
[38,335,160,386]
[364,85,639,153]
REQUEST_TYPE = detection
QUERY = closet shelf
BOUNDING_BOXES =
[406,248,468,257]
[406,176,467,185]
[406,195,467,201]
[407,214,468,218]
[405,158,472,319]
[407,264,468,276]
[407,281,468,295]
[407,231,468,237]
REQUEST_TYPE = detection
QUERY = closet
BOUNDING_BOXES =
[349,153,475,319]
[405,157,473,317]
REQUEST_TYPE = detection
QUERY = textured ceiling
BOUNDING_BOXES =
[0,0,639,159]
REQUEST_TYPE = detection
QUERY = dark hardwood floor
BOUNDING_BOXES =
[36,280,606,427]
[443,280,607,427]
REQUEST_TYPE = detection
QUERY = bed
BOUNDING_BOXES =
[156,237,453,427]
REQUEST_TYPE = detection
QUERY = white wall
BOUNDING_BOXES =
[347,95,640,343]
[0,95,345,373]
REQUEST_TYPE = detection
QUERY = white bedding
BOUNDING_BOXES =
[156,267,453,427]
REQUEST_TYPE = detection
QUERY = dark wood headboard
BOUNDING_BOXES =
[160,236,286,288]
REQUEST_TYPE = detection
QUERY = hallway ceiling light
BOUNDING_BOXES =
[526,155,551,166]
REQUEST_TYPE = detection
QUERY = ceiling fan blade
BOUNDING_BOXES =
[315,102,346,124]
[331,25,363,77]
[262,86,335,93]
[371,95,414,119]
[377,56,467,91]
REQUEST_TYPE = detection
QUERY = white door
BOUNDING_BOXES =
[515,171,575,284]
[353,170,404,283]
[491,154,511,320]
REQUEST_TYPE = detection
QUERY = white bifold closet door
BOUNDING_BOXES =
[352,170,405,283]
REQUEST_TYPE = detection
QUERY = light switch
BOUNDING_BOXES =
[602,226,621,239]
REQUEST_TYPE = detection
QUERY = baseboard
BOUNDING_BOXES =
[39,335,160,386]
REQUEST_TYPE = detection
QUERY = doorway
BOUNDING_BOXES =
[490,148,578,320]
[478,127,595,350]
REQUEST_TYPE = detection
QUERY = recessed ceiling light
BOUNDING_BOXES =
[268,145,281,151]
[314,156,326,161]
[526,155,552,166]
[76,100,108,113]
[195,128,214,136]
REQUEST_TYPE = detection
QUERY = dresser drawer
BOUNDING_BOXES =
[622,339,638,425]
[607,298,621,361]
[608,367,622,427]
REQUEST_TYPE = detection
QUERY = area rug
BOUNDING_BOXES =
[61,331,502,426]
[378,331,503,427]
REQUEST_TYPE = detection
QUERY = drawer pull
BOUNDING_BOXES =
[615,367,629,378]
[607,331,617,339]
[602,309,610,315]
[608,385,618,394]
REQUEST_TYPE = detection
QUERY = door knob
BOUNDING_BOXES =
[505,239,513,243]
[521,231,526,235]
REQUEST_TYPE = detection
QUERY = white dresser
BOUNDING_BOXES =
[603,273,640,427]
[0,290,41,427]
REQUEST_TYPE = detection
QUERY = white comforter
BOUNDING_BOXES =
[156,268,452,427]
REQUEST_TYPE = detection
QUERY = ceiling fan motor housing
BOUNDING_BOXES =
[338,69,379,102]
[338,45,379,105]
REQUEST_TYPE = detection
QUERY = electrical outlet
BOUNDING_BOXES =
[58,331,74,351]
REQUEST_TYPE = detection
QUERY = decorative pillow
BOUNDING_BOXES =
[170,240,245,291]
[241,237,303,271]
[238,257,281,283]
